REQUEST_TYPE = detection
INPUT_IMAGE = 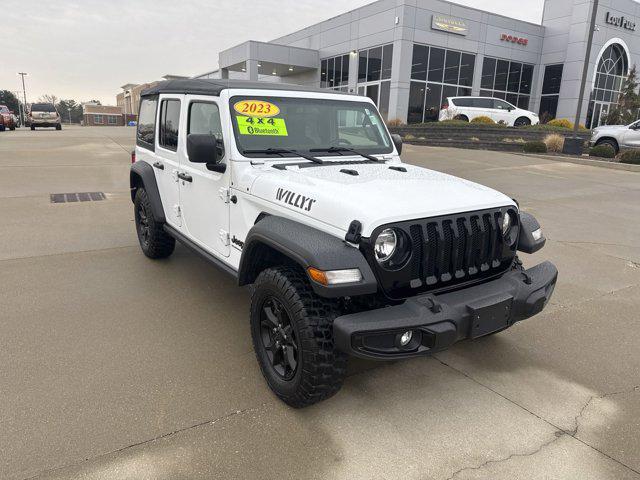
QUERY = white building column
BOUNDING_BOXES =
[388,38,413,124]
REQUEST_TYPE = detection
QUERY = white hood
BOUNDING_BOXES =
[249,160,516,236]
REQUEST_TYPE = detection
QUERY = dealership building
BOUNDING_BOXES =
[195,0,640,128]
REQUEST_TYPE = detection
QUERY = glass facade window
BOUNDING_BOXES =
[408,43,476,123]
[586,44,629,128]
[321,54,350,89]
[539,64,564,119]
[480,57,533,110]
[357,44,394,118]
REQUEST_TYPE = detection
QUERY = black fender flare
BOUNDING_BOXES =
[238,216,378,298]
[130,161,165,223]
[518,212,546,254]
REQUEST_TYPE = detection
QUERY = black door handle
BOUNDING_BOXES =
[177,172,193,182]
[153,161,164,170]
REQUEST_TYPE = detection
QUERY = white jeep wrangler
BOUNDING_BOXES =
[130,79,557,408]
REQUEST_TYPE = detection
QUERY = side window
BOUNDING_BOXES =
[475,98,494,109]
[492,99,511,110]
[136,97,158,150]
[188,102,223,139]
[453,98,472,107]
[159,99,181,151]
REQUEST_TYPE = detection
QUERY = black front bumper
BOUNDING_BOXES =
[333,261,558,360]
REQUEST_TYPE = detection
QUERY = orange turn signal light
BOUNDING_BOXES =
[307,267,328,286]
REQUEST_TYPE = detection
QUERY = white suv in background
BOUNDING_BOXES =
[439,97,539,127]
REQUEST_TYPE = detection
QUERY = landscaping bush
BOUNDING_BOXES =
[471,116,495,125]
[386,118,405,127]
[619,149,640,164]
[589,144,616,158]
[523,141,548,153]
[547,118,573,129]
[543,134,565,153]
[546,118,587,130]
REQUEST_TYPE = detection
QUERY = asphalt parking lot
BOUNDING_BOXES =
[1,125,639,480]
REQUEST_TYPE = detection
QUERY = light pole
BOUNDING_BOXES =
[17,72,28,125]
[68,107,72,125]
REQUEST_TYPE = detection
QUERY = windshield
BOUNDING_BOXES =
[229,96,393,157]
[31,103,56,112]
[0,105,9,113]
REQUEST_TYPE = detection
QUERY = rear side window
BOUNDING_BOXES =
[474,98,494,108]
[137,97,158,150]
[159,99,181,151]
[492,99,512,110]
[452,98,473,107]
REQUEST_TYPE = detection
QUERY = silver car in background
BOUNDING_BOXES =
[29,103,62,130]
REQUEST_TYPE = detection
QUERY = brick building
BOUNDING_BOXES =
[82,104,125,126]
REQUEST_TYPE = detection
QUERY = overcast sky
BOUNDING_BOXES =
[2,0,544,105]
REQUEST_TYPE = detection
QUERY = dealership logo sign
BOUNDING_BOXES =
[605,11,636,31]
[432,15,468,36]
[501,33,528,46]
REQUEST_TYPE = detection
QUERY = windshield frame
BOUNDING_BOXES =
[228,94,394,159]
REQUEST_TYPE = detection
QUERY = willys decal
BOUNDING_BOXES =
[276,188,316,212]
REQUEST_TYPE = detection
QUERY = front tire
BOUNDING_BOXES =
[56,124,62,130]
[596,138,619,154]
[134,188,175,259]
[514,117,531,127]
[250,266,348,408]
[30,125,35,131]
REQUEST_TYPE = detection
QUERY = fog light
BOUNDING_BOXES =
[399,330,413,346]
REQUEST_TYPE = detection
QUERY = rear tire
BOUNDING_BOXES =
[514,117,531,127]
[56,124,62,130]
[134,188,175,259]
[454,114,469,122]
[596,138,619,154]
[250,266,348,408]
[30,125,35,131]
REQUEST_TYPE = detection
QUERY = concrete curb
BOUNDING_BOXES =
[517,153,640,172]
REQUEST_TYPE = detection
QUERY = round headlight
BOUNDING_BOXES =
[374,228,397,263]
[502,212,512,237]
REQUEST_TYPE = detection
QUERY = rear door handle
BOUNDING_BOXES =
[153,161,164,170]
[177,172,193,183]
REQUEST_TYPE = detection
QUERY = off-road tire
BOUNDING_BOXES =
[250,266,348,408]
[134,188,175,259]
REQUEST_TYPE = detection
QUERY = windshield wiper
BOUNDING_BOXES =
[242,148,324,164]
[310,146,384,162]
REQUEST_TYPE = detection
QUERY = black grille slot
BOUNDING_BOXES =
[409,225,423,280]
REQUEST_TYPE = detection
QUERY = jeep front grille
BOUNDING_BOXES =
[363,207,518,299]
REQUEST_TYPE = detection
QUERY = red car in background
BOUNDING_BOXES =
[0,105,17,131]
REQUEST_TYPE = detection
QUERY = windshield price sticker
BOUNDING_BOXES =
[236,116,288,136]
[234,100,280,118]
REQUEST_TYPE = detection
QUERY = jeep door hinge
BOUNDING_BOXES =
[219,187,231,204]
[219,229,230,246]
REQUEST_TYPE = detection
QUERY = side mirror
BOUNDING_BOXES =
[391,133,403,155]
[187,134,225,172]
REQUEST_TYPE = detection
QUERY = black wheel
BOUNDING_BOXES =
[56,124,62,130]
[30,125,35,131]
[10,126,15,131]
[134,188,175,259]
[596,138,619,154]
[250,266,348,408]
[454,115,469,122]
[514,117,531,127]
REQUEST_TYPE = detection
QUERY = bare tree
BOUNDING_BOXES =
[38,94,59,105]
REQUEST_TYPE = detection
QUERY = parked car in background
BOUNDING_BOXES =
[439,97,540,127]
[0,105,17,131]
[589,120,640,153]
[29,103,62,130]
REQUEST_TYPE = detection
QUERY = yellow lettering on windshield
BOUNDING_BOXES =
[233,100,280,118]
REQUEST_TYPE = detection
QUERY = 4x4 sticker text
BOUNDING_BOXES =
[276,188,316,212]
